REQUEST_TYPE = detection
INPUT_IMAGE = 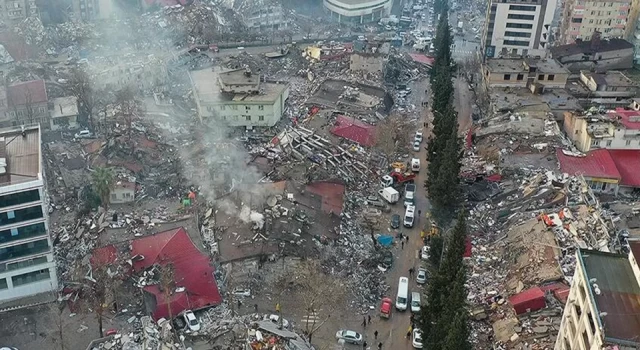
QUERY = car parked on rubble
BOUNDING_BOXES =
[264,314,291,329]
[336,330,364,344]
[74,130,94,139]
[183,310,201,332]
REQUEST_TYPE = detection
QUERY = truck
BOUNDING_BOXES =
[457,21,463,35]
[381,171,416,188]
[378,187,400,204]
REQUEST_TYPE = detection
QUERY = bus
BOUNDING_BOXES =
[396,277,409,311]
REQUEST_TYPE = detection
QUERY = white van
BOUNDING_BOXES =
[411,292,421,313]
[411,158,420,172]
[404,205,415,228]
[396,277,409,311]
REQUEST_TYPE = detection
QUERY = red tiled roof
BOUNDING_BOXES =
[330,115,376,146]
[556,148,621,180]
[408,53,435,66]
[608,108,640,130]
[608,150,640,187]
[305,181,345,215]
[7,80,47,106]
[91,228,222,320]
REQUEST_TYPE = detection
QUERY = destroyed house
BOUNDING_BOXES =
[92,227,222,320]
[4,80,49,128]
[0,124,58,304]
[190,68,290,129]
[248,320,313,350]
[555,248,640,350]
[563,109,640,152]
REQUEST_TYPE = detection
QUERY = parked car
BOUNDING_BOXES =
[412,329,423,348]
[183,310,201,332]
[416,268,427,284]
[232,288,251,297]
[414,131,423,143]
[264,314,290,329]
[413,141,421,151]
[74,130,94,139]
[335,330,364,344]
[420,246,429,260]
[391,214,401,229]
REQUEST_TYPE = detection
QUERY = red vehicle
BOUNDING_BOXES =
[381,171,417,187]
[380,297,393,318]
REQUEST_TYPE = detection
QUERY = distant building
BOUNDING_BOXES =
[577,71,639,98]
[110,181,135,204]
[559,0,640,44]
[49,96,79,130]
[349,52,384,73]
[0,124,58,304]
[71,0,116,21]
[5,80,49,128]
[481,0,556,58]
[323,0,393,24]
[549,37,634,72]
[482,58,569,89]
[554,248,640,350]
[190,68,290,129]
[0,0,39,27]
[244,2,290,30]
[563,108,640,152]
[89,54,168,92]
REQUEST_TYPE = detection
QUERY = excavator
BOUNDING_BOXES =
[380,170,417,188]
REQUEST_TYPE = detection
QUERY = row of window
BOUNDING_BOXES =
[507,13,535,20]
[592,139,640,147]
[218,115,266,122]
[0,189,40,209]
[0,256,48,273]
[502,73,556,81]
[509,4,537,11]
[0,238,49,263]
[206,105,265,112]
[0,205,43,227]
[506,22,533,29]
[0,222,46,245]
[11,268,51,287]
[505,31,531,38]
[504,39,530,46]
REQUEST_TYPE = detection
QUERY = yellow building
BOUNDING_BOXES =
[482,58,569,89]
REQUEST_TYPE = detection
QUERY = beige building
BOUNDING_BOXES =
[482,58,570,89]
[579,71,639,98]
[555,247,640,350]
[49,97,79,131]
[110,181,135,204]
[563,107,640,152]
[349,52,384,73]
[5,80,49,128]
[560,0,640,44]
[190,68,290,130]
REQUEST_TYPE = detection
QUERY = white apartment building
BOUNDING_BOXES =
[190,68,290,130]
[482,0,557,58]
[323,0,393,24]
[0,124,57,303]
[554,247,640,350]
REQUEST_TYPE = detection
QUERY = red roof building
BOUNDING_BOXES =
[556,148,621,180]
[91,228,222,320]
[509,286,546,315]
[330,115,376,146]
[608,150,640,187]
[7,80,47,106]
[608,108,640,130]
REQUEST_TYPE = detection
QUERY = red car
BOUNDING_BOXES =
[380,297,392,319]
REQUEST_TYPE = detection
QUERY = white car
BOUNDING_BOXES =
[183,310,201,332]
[415,131,423,143]
[264,314,290,329]
[232,288,251,297]
[335,330,364,344]
[420,246,429,260]
[416,268,427,284]
[74,130,94,139]
[413,141,421,151]
[412,329,423,348]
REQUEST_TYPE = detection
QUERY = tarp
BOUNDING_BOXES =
[377,235,394,246]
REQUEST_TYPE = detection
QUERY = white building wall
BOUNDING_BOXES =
[323,0,392,22]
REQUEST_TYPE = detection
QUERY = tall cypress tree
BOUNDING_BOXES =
[430,127,461,225]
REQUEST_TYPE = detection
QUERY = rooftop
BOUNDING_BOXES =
[50,96,79,119]
[217,68,261,89]
[7,80,47,106]
[578,248,640,345]
[531,58,570,74]
[330,115,376,146]
[190,68,288,103]
[556,148,621,180]
[582,71,637,87]
[0,124,41,187]
[608,108,640,130]
[485,58,569,74]
[550,38,634,57]
[608,150,640,187]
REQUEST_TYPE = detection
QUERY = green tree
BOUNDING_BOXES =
[430,128,461,225]
[428,234,444,268]
[91,167,114,209]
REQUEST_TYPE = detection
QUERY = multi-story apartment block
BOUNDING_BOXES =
[563,105,640,152]
[554,247,640,350]
[560,0,640,44]
[0,124,58,303]
[0,0,38,26]
[482,0,557,58]
[190,68,290,130]
[482,57,570,89]
[71,0,115,21]
[244,2,290,31]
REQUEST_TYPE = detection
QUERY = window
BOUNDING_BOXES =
[258,116,265,121]
[509,4,536,10]
[0,278,6,290]
[38,107,45,114]
[581,331,589,348]
[111,193,117,200]
[245,105,251,110]
[245,115,251,121]
[606,140,612,146]
[587,312,596,335]
[504,74,512,80]
[11,268,50,287]
[0,206,43,226]
[231,105,238,110]
[538,74,545,80]
[548,74,555,81]
[626,140,631,146]
[592,140,600,146]
[5,256,48,272]
[220,105,226,111]
[504,40,530,46]
[505,31,531,37]
[572,17,583,23]
[0,239,49,263]
[507,14,535,20]
[258,105,264,110]
[0,222,46,244]
[517,74,524,80]
[0,190,40,209]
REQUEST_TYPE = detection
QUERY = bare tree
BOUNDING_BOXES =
[83,263,121,337]
[273,261,347,343]
[159,262,180,341]
[67,68,97,130]
[114,85,144,139]
[375,114,412,160]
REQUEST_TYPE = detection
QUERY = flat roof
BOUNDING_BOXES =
[218,68,261,86]
[533,59,570,74]
[50,96,79,119]
[190,69,288,104]
[485,59,525,73]
[0,125,41,187]
[579,248,640,345]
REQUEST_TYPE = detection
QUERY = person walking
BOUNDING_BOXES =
[401,240,404,249]
[374,330,379,339]
[409,267,415,277]
[362,316,367,328]
[254,304,258,313]
[367,315,371,324]
[406,325,413,338]
[378,342,382,350]
[362,341,367,349]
